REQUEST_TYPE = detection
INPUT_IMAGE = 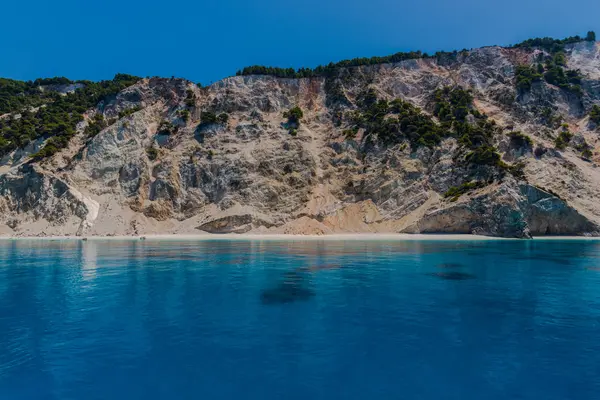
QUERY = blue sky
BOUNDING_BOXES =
[1,0,598,84]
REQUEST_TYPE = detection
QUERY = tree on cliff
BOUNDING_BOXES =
[586,31,596,42]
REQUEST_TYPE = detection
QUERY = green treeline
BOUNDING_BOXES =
[236,32,595,79]
[512,31,596,53]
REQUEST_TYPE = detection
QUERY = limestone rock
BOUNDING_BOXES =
[2,42,600,238]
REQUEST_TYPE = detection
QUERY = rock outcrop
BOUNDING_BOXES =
[2,41,600,238]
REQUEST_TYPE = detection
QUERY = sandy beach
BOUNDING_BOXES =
[0,233,598,241]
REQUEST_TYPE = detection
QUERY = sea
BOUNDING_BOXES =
[0,238,599,399]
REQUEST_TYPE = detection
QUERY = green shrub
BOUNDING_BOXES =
[200,111,217,125]
[433,86,474,123]
[586,31,596,42]
[343,127,358,139]
[283,106,304,124]
[282,106,303,135]
[465,145,501,166]
[536,63,545,74]
[185,89,195,107]
[541,56,583,95]
[515,65,542,91]
[553,52,567,67]
[146,146,158,160]
[589,105,600,125]
[506,161,526,179]
[84,113,108,137]
[178,109,190,122]
[198,111,228,128]
[157,120,178,135]
[118,106,142,119]
[217,113,229,124]
[544,65,568,86]
[539,107,563,128]
[572,135,592,157]
[508,131,533,147]
[554,130,573,149]
[31,136,70,161]
[444,181,487,201]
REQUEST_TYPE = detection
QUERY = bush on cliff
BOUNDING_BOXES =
[589,105,600,125]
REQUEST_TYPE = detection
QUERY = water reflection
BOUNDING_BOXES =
[81,241,98,281]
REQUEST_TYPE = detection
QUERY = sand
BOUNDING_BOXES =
[0,233,598,241]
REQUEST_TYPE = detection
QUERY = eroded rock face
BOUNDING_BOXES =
[0,164,98,235]
[521,185,599,235]
[2,42,600,237]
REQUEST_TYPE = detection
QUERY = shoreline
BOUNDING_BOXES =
[0,233,599,241]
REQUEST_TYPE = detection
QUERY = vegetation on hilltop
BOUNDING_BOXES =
[236,32,595,79]
[0,76,81,115]
[1,79,59,115]
[512,31,596,53]
[32,77,73,86]
[236,50,475,79]
[236,51,427,79]
[0,74,140,160]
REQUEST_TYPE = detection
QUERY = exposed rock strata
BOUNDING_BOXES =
[2,43,600,238]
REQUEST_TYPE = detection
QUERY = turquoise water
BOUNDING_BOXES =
[0,239,599,399]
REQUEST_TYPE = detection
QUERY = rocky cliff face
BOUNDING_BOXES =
[2,41,600,238]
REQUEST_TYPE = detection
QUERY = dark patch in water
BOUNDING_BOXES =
[427,272,476,280]
[221,257,249,265]
[464,250,513,258]
[514,255,572,266]
[297,263,342,272]
[437,263,464,269]
[260,271,315,304]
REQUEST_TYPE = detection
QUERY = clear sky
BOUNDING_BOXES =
[1,0,599,84]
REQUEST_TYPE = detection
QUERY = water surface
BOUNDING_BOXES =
[0,239,599,399]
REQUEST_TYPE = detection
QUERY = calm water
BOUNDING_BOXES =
[0,239,599,400]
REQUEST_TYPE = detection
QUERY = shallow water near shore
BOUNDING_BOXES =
[0,239,599,399]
